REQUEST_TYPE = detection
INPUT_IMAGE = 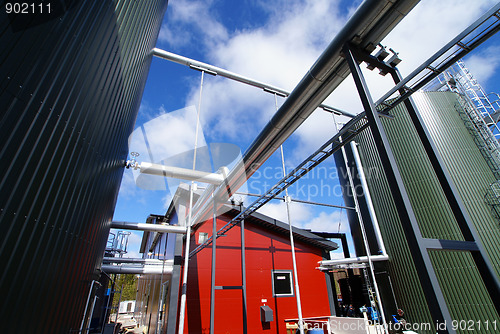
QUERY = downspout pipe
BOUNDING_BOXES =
[350,141,387,255]
[189,0,420,226]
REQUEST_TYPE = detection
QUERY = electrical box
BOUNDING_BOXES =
[260,305,273,322]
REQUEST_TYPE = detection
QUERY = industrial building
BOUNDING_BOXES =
[2,0,500,333]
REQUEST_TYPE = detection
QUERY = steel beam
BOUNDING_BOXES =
[344,43,455,334]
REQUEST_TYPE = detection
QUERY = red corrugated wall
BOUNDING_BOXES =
[182,213,333,333]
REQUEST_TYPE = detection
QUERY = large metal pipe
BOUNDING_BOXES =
[101,264,174,275]
[110,221,187,234]
[190,0,420,226]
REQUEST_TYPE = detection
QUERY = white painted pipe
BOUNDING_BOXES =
[101,264,174,275]
[139,162,226,185]
[110,221,187,234]
[350,141,388,255]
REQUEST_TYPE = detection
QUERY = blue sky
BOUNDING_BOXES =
[112,0,500,258]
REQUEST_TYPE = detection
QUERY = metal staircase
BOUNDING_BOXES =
[454,96,500,179]
[454,60,500,133]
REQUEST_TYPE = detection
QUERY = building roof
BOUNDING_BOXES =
[224,207,338,251]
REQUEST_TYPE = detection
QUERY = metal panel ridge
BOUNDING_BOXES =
[191,0,420,225]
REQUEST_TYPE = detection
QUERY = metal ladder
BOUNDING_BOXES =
[454,96,500,179]
[485,181,500,222]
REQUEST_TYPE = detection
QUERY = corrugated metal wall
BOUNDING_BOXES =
[0,1,167,332]
[348,91,500,333]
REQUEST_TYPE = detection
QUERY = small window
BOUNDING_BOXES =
[272,270,293,296]
[198,232,208,244]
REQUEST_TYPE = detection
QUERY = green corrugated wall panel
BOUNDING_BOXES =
[429,250,498,334]
[352,91,500,331]
[414,92,500,277]
[354,120,435,333]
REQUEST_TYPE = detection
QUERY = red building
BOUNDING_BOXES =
[136,187,338,333]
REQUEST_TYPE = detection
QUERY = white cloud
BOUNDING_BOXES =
[255,200,349,234]
[178,0,355,145]
[158,0,228,49]
[301,210,349,233]
[464,45,500,88]
[383,0,498,70]
[256,201,311,226]
[125,232,144,258]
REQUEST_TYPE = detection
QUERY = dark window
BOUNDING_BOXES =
[272,271,293,296]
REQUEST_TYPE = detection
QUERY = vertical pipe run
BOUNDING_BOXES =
[80,280,97,334]
[350,141,387,256]
[240,204,248,334]
[340,143,388,333]
[178,70,206,334]
[210,194,217,334]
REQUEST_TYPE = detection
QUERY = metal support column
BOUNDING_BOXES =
[166,234,184,334]
[390,68,500,312]
[240,204,248,334]
[343,43,455,334]
[210,194,217,334]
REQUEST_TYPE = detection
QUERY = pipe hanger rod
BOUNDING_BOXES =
[153,48,357,118]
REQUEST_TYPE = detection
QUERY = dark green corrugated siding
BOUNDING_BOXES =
[354,120,435,333]
[0,1,167,332]
[353,91,500,331]
[415,92,500,277]
[429,250,498,334]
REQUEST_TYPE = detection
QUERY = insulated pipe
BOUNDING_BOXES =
[350,141,388,255]
[138,162,227,185]
[152,48,356,118]
[110,221,187,234]
[189,0,420,227]
[319,254,389,266]
[101,264,174,275]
